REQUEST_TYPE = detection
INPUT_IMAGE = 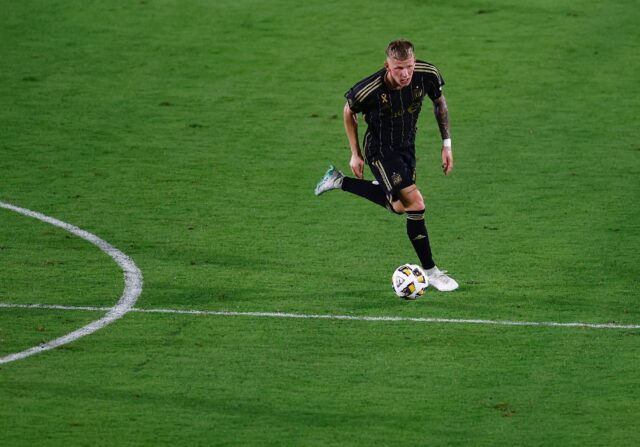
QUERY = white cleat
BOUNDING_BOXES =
[426,266,459,292]
[314,165,344,196]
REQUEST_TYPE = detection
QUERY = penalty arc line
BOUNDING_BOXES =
[1,303,639,330]
[0,202,143,365]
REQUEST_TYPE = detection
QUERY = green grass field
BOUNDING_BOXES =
[1,0,639,445]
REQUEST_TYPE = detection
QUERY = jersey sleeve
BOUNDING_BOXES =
[344,87,364,114]
[344,71,384,114]
[426,70,445,101]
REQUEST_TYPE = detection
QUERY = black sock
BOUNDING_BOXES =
[341,177,390,210]
[406,209,436,270]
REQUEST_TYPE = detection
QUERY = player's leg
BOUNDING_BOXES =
[396,160,458,291]
[341,177,396,211]
[315,164,400,214]
[398,185,458,291]
[398,184,435,270]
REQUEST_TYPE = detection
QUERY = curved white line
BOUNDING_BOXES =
[0,202,143,364]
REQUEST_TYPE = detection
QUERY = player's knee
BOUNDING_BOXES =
[401,188,424,210]
[410,196,425,211]
[389,200,405,214]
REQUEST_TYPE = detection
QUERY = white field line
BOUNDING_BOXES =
[0,202,143,365]
[1,303,639,330]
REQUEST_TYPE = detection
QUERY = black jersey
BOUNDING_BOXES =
[344,60,444,161]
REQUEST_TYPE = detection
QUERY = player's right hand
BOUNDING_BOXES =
[350,154,365,179]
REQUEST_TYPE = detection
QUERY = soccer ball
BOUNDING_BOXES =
[392,264,428,299]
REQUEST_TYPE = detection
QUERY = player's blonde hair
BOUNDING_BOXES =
[385,39,415,61]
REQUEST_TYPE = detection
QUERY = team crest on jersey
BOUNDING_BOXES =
[412,86,423,100]
[391,172,403,185]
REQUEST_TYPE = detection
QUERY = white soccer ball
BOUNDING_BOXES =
[392,264,428,299]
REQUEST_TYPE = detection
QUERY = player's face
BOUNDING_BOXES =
[385,57,415,89]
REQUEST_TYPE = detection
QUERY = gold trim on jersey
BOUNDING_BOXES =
[415,62,438,69]
[415,63,441,79]
[415,66,440,74]
[354,77,382,103]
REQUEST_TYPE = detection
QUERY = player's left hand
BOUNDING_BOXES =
[441,147,453,176]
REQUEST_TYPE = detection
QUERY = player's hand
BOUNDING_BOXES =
[350,154,365,179]
[441,146,454,176]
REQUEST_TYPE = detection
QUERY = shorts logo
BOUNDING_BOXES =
[391,172,402,185]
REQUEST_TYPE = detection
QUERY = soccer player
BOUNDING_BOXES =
[315,39,459,291]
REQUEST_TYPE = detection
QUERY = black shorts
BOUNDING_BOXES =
[368,151,417,202]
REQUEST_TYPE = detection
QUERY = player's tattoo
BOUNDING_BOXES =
[433,96,450,140]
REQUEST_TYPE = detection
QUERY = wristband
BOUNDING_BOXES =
[442,138,452,148]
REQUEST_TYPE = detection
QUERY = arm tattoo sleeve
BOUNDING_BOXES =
[433,96,450,140]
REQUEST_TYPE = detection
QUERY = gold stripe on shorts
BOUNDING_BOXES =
[374,160,393,192]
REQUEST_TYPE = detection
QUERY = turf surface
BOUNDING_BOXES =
[1,0,639,445]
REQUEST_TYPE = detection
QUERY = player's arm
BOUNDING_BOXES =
[343,102,364,179]
[433,94,453,176]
